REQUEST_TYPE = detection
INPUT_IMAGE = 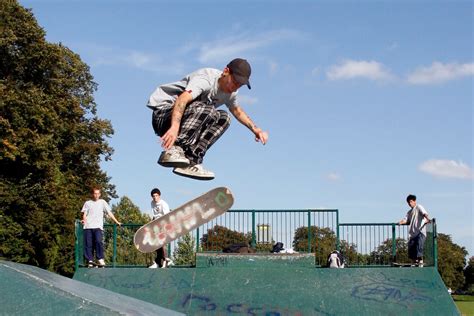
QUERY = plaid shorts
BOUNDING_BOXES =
[152,101,230,164]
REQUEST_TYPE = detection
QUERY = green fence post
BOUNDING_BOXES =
[74,220,79,271]
[433,218,438,268]
[391,223,396,263]
[336,210,340,251]
[251,210,256,248]
[307,211,312,253]
[113,224,117,267]
[196,227,200,253]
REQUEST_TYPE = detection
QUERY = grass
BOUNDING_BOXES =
[453,295,474,316]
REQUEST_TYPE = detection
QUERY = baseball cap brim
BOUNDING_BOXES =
[233,74,251,89]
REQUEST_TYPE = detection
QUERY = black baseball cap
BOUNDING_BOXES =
[227,58,251,89]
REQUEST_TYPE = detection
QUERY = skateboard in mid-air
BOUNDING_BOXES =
[134,187,234,253]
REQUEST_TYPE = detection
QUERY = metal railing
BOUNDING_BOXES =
[338,219,437,267]
[75,209,338,269]
[74,211,437,270]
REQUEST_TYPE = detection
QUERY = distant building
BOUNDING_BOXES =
[257,224,271,244]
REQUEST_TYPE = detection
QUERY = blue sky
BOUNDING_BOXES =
[21,1,473,255]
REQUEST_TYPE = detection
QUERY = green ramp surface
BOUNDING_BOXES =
[73,253,459,315]
[0,260,183,316]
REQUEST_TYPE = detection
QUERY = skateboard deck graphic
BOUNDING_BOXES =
[134,187,234,253]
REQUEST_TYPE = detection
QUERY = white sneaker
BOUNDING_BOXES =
[173,164,215,180]
[148,262,158,269]
[165,258,174,266]
[158,146,190,168]
[97,259,105,267]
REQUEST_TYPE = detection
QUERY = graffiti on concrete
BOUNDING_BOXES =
[181,293,312,315]
[351,272,436,308]
[206,257,229,267]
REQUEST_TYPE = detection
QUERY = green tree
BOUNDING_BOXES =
[370,238,409,265]
[339,240,363,266]
[464,257,474,295]
[0,1,114,276]
[200,225,251,251]
[173,233,196,266]
[103,197,151,266]
[292,226,338,265]
[437,233,468,291]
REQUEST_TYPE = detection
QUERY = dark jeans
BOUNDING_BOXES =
[408,233,426,260]
[84,228,104,262]
[155,247,166,267]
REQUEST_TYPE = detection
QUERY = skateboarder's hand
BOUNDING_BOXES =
[161,126,179,150]
[254,128,268,145]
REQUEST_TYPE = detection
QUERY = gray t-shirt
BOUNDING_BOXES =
[404,204,429,238]
[147,68,239,110]
[81,199,111,230]
[151,199,170,220]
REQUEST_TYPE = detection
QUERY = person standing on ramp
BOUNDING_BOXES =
[398,194,431,267]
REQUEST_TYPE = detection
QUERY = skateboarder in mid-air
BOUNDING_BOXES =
[398,194,431,267]
[148,188,172,268]
[147,58,268,180]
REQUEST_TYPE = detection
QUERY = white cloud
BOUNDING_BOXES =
[197,29,305,64]
[268,61,279,76]
[406,62,474,85]
[326,173,342,182]
[94,50,185,74]
[311,67,320,76]
[77,42,185,75]
[327,60,393,81]
[419,159,474,179]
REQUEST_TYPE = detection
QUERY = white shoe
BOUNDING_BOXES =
[158,146,190,168]
[173,164,215,180]
[97,259,105,267]
[165,258,174,266]
[148,262,158,269]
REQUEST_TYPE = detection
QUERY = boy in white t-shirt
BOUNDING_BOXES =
[81,187,121,267]
[398,194,431,267]
[148,188,173,268]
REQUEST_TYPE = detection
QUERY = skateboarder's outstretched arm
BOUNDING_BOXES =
[230,105,268,145]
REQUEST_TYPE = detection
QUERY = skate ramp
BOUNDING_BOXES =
[0,260,183,316]
[73,253,460,315]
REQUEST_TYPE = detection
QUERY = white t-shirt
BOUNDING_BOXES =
[151,199,171,220]
[147,68,239,110]
[81,199,111,230]
[404,204,429,238]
